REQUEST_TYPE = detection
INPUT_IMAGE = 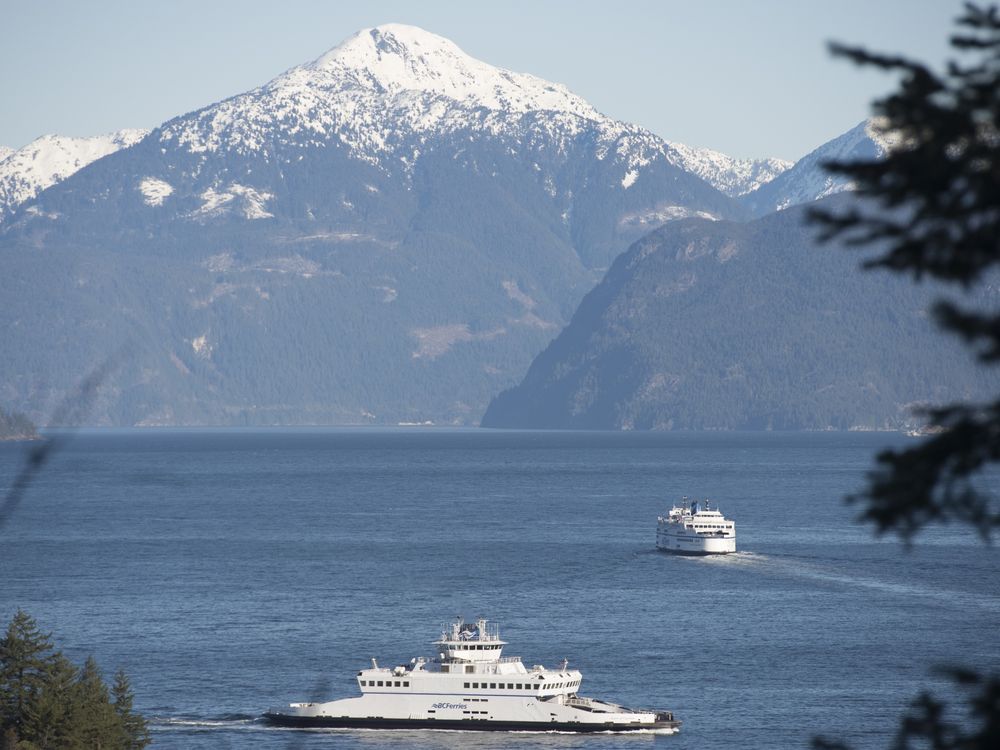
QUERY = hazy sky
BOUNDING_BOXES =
[2,0,960,161]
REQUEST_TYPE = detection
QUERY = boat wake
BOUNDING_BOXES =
[678,549,1000,613]
[151,713,266,730]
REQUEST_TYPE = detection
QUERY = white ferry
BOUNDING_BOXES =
[264,617,680,733]
[656,498,736,555]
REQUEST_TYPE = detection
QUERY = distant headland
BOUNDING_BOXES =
[0,406,40,440]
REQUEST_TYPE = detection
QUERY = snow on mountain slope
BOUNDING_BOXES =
[664,141,791,197]
[156,24,706,193]
[161,24,602,158]
[741,120,888,216]
[0,129,148,219]
[0,146,13,164]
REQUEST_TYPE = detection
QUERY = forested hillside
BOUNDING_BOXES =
[482,195,996,430]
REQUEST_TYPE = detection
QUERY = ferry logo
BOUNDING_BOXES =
[432,702,468,710]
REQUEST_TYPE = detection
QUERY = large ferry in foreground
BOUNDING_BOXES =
[657,498,736,555]
[263,618,680,733]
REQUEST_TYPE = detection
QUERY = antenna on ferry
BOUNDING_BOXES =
[371,657,378,669]
[562,658,569,670]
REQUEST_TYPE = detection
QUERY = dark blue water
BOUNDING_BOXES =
[1,429,998,749]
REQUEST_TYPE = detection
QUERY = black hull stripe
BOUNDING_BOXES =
[262,713,680,733]
[656,547,735,557]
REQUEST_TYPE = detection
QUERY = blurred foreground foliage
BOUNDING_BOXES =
[810,4,1000,749]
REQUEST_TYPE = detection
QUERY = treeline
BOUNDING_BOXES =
[0,610,149,750]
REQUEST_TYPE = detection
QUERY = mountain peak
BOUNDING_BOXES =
[299,23,598,118]
[316,24,467,69]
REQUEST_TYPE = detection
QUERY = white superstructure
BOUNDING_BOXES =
[264,617,680,733]
[657,498,736,555]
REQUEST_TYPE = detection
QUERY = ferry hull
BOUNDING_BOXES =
[656,534,736,555]
[656,546,734,556]
[262,713,680,733]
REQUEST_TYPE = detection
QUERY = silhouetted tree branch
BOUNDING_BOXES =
[808,4,999,749]
[814,669,1000,750]
[809,2,1000,544]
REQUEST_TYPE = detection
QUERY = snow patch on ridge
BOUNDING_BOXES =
[618,204,719,231]
[191,334,212,359]
[139,177,173,206]
[191,183,274,220]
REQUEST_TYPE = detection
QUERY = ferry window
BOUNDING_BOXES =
[377,681,383,687]
[359,680,366,686]
[464,682,470,688]
[403,681,409,687]
[394,681,401,687]
[516,683,522,689]
[490,683,496,689]
[472,682,479,688]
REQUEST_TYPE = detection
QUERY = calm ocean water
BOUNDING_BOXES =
[1,429,998,749]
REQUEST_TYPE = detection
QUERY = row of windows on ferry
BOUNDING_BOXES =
[359,679,581,690]
[460,680,581,690]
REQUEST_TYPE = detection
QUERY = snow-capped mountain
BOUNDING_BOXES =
[2,24,747,427]
[740,120,889,216]
[664,141,791,197]
[163,24,603,159]
[0,129,148,220]
[148,23,740,216]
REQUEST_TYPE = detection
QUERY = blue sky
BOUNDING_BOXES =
[2,0,960,161]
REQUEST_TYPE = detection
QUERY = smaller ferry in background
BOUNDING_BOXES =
[657,498,736,555]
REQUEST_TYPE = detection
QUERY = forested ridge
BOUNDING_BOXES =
[483,194,996,430]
